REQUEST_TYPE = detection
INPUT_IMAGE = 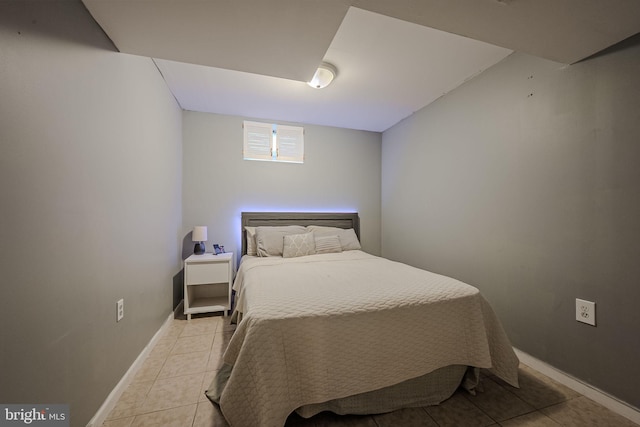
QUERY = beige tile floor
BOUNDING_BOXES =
[102,314,639,427]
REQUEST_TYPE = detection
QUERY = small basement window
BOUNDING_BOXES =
[243,120,304,163]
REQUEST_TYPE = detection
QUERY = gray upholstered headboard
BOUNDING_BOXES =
[241,212,360,256]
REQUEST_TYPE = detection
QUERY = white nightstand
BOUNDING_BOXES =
[183,252,234,320]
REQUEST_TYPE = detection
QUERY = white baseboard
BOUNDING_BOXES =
[514,348,640,425]
[86,311,175,427]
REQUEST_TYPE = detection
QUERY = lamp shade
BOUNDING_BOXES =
[192,226,208,242]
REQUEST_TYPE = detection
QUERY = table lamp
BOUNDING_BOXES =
[192,226,208,255]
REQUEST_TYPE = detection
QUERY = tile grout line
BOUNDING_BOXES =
[103,316,223,425]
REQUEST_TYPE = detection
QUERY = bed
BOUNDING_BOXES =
[206,212,519,427]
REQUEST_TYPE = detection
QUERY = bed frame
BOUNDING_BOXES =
[241,212,360,256]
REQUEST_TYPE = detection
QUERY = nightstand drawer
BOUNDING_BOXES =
[188,262,228,284]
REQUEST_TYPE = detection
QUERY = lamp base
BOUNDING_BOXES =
[194,242,205,255]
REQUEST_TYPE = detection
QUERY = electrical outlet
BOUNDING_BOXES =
[117,299,124,322]
[576,298,596,326]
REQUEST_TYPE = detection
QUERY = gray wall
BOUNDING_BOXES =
[382,37,640,408]
[182,111,382,261]
[0,2,183,425]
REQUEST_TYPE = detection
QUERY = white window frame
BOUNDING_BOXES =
[243,120,304,163]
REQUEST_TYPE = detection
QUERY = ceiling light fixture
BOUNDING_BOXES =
[307,62,337,89]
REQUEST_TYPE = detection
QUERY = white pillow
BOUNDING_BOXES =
[245,226,257,256]
[255,225,306,257]
[282,233,316,258]
[314,235,342,254]
[307,226,361,251]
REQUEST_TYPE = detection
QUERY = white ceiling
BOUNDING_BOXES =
[153,8,512,132]
[82,0,640,132]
